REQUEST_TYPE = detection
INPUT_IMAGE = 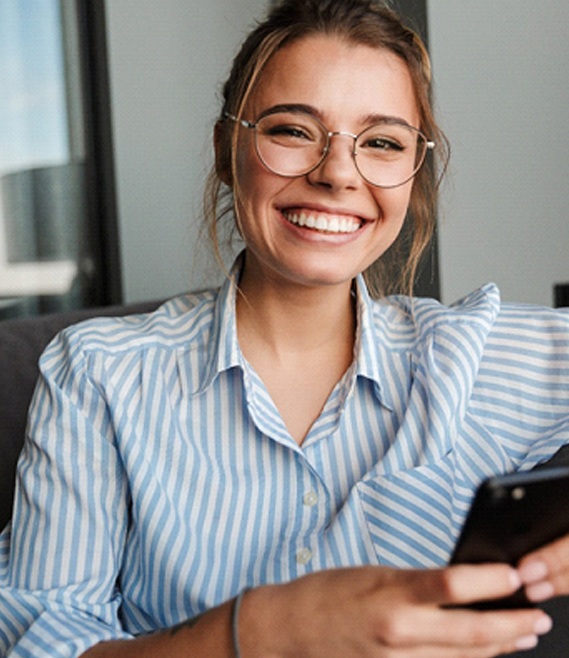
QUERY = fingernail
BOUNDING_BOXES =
[534,614,553,636]
[526,581,555,602]
[516,635,538,650]
[519,560,549,583]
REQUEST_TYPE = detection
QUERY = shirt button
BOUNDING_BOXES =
[296,547,313,565]
[302,491,318,507]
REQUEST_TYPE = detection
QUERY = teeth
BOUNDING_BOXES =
[284,211,361,234]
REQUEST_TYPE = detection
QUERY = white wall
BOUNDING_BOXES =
[428,1,569,305]
[104,0,267,303]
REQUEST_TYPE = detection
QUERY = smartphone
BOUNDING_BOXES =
[450,466,569,609]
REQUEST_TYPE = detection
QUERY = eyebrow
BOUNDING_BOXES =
[257,103,319,119]
[257,103,416,129]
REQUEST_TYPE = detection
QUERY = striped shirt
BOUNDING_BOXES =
[1,262,568,657]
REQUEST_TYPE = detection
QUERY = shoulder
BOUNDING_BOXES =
[481,299,569,372]
[369,283,568,372]
[376,283,568,341]
[370,283,501,349]
[41,289,220,367]
[491,299,569,338]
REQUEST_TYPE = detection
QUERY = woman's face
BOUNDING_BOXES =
[230,34,420,292]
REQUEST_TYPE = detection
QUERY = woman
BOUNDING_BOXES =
[1,1,568,656]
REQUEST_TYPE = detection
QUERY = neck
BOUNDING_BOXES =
[236,261,357,360]
[234,255,358,445]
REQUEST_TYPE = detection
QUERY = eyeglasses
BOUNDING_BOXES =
[225,110,435,189]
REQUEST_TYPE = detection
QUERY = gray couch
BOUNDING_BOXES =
[0,302,568,656]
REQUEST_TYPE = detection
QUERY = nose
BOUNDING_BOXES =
[307,132,361,189]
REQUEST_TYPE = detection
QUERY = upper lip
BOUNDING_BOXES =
[279,203,377,223]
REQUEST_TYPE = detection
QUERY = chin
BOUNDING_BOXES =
[279,258,361,289]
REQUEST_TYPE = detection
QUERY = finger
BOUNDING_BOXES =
[406,565,522,607]
[519,534,569,599]
[520,533,569,578]
[389,635,541,658]
[373,602,552,650]
[432,608,552,648]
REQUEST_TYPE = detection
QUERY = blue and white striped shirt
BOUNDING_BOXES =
[1,264,568,657]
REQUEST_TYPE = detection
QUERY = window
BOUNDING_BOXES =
[0,0,119,319]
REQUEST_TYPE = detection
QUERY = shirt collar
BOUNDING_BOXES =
[352,274,395,410]
[195,256,245,394]
[197,258,394,408]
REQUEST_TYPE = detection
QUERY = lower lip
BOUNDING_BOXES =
[279,211,368,244]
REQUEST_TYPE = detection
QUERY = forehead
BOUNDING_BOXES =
[248,34,419,127]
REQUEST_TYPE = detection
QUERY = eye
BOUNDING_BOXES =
[257,112,322,146]
[265,124,313,141]
[357,122,417,161]
[361,136,404,152]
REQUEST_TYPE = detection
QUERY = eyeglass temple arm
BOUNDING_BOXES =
[224,112,255,129]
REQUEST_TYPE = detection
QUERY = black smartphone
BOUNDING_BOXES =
[449,466,569,609]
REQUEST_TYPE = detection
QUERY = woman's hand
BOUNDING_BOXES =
[239,564,553,658]
[519,533,569,603]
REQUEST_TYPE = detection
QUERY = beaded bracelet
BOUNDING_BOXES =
[232,588,250,658]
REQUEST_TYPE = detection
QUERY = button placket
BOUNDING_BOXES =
[293,457,330,571]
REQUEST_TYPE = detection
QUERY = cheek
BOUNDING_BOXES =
[232,140,262,230]
[233,164,282,249]
[234,138,291,222]
[375,184,413,225]
[234,135,268,202]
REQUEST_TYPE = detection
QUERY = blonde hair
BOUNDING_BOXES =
[205,0,449,297]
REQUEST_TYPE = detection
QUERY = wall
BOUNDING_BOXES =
[104,0,267,303]
[105,1,569,306]
[428,1,569,305]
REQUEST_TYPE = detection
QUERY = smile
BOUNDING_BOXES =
[282,210,362,234]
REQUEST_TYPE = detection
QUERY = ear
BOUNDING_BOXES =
[214,121,232,186]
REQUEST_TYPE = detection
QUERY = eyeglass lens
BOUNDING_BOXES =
[253,112,428,188]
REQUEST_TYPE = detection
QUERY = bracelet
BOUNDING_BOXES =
[232,588,250,658]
